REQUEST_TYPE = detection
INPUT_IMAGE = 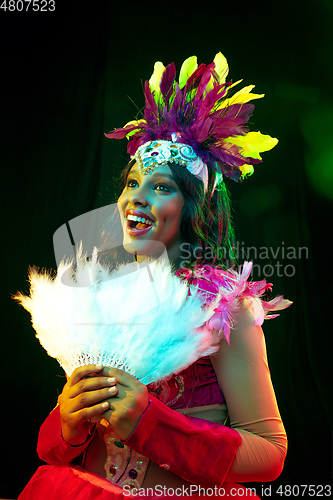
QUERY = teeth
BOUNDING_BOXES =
[127,214,153,225]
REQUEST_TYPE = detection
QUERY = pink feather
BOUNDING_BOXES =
[176,262,292,344]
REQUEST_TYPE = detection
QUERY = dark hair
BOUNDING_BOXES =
[114,159,237,270]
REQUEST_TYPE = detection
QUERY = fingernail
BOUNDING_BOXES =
[107,377,116,384]
[96,364,103,369]
[102,402,109,409]
[108,387,116,394]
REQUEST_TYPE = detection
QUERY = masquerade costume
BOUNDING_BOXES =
[17,53,290,500]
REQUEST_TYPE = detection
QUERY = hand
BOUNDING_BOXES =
[58,364,118,445]
[99,367,149,441]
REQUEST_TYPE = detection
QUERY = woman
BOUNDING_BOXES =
[18,52,290,499]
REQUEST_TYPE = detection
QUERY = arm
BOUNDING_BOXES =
[211,301,288,482]
[37,364,118,465]
[99,369,241,489]
[124,395,242,488]
[37,404,96,465]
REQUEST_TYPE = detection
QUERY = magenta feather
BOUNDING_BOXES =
[184,63,206,94]
[193,63,216,104]
[104,124,138,140]
[159,63,176,104]
[144,81,158,123]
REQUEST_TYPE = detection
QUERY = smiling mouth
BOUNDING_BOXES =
[126,214,154,236]
[127,220,151,229]
[127,214,153,229]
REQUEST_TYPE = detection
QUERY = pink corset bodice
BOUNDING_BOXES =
[148,355,226,410]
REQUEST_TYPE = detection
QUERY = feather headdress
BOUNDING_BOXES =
[105,52,278,183]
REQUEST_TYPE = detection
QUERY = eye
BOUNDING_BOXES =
[126,179,170,192]
[155,183,170,192]
[126,179,138,188]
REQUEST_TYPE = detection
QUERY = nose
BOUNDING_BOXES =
[129,188,148,206]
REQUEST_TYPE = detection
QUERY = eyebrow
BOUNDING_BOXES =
[129,169,176,181]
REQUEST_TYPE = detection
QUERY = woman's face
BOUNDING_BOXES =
[118,163,184,262]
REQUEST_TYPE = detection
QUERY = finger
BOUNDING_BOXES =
[97,406,114,423]
[74,400,111,423]
[97,383,127,415]
[70,376,117,399]
[71,385,118,413]
[67,365,105,387]
[100,367,137,387]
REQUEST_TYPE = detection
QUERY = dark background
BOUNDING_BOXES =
[1,1,332,498]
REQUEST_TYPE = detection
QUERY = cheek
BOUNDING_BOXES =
[117,189,127,207]
[160,199,183,228]
[117,191,131,221]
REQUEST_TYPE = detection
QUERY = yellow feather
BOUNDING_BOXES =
[218,85,264,109]
[205,52,229,95]
[230,79,243,89]
[149,61,166,93]
[223,132,278,160]
[213,52,229,84]
[239,164,254,177]
[123,119,146,139]
[179,56,198,89]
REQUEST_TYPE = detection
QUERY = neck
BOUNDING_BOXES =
[135,240,183,271]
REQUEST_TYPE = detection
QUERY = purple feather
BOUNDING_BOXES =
[193,63,216,104]
[159,63,176,105]
[144,81,158,123]
[184,64,206,94]
[104,123,140,140]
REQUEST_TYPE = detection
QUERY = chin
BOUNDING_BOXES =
[122,238,166,256]
[122,237,170,263]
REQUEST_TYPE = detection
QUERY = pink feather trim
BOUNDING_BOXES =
[176,262,292,344]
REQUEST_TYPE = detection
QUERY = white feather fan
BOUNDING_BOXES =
[14,248,219,384]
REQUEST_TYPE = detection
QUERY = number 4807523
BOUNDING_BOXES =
[0,0,55,11]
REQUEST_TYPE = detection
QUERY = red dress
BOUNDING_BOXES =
[17,360,258,499]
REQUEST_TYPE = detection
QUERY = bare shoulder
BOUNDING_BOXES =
[212,299,268,363]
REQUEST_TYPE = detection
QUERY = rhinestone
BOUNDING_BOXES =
[109,465,117,476]
[114,440,124,448]
[128,469,138,479]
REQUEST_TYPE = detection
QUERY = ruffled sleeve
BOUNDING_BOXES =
[176,261,292,344]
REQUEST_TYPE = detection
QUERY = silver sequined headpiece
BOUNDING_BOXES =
[133,135,210,192]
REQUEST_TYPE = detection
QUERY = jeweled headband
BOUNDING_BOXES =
[105,52,278,192]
